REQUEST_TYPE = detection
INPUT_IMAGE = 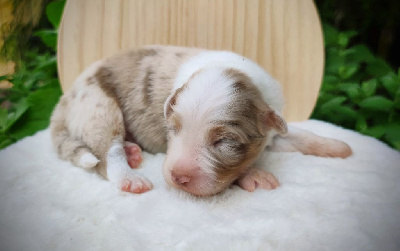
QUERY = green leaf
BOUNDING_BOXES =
[34,30,57,50]
[323,24,339,46]
[320,96,347,114]
[359,96,394,111]
[3,98,30,133]
[385,124,400,138]
[0,134,15,149]
[380,72,399,99]
[394,89,400,109]
[323,75,339,85]
[390,141,400,151]
[342,31,358,39]
[325,47,346,74]
[338,34,349,48]
[361,79,378,97]
[347,45,375,63]
[366,59,392,78]
[337,31,357,48]
[9,84,62,140]
[384,124,400,150]
[46,0,66,29]
[36,56,57,73]
[339,48,355,58]
[338,64,359,79]
[364,125,387,138]
[333,105,358,120]
[339,83,362,101]
[0,108,7,132]
[356,117,368,132]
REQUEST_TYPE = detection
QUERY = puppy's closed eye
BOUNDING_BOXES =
[211,135,247,158]
[212,137,235,148]
[209,126,238,145]
[212,138,226,147]
[212,137,239,148]
[208,130,248,170]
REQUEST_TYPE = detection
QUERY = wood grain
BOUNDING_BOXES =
[58,0,324,122]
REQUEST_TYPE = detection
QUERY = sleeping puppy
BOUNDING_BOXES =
[50,45,352,196]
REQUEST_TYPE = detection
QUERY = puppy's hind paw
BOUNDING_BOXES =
[237,167,280,192]
[120,175,153,194]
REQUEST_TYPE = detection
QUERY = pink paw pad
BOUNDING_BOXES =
[237,168,280,192]
[120,177,152,194]
[124,141,142,169]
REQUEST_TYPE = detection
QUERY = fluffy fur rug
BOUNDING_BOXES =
[0,120,399,251]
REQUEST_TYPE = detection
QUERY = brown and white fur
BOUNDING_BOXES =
[50,45,352,196]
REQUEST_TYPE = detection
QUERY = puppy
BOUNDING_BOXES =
[50,45,352,196]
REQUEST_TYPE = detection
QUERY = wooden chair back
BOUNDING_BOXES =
[58,0,324,121]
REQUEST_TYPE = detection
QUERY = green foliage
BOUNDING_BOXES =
[0,51,62,149]
[314,0,400,69]
[0,0,65,149]
[311,24,400,150]
[46,0,65,28]
[33,0,65,51]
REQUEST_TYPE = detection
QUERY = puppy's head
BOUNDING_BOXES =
[163,67,287,196]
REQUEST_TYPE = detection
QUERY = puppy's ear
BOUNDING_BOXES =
[163,93,175,119]
[163,84,187,118]
[261,107,288,136]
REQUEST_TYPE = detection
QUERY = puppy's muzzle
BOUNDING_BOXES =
[165,158,219,196]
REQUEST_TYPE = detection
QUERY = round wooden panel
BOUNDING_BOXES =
[58,0,324,122]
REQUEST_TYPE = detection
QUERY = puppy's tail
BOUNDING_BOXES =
[50,98,99,169]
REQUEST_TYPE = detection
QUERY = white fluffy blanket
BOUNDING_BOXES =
[0,120,399,251]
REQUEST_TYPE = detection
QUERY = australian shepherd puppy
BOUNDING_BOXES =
[50,45,351,196]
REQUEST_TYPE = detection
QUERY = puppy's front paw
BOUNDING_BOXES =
[120,175,153,194]
[124,141,142,169]
[237,168,280,192]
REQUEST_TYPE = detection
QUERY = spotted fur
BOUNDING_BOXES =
[50,45,351,196]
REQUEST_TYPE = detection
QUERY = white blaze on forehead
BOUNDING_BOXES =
[172,50,285,113]
[164,50,285,120]
[172,67,235,125]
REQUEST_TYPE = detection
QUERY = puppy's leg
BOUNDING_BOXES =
[54,85,151,193]
[268,125,352,158]
[51,98,99,169]
[103,137,152,193]
[81,99,152,194]
[236,168,280,192]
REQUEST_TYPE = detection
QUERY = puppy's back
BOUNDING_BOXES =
[90,46,203,153]
[50,46,202,174]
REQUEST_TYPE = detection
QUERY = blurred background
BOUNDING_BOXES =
[0,0,399,150]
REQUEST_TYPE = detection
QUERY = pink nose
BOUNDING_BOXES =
[171,170,192,185]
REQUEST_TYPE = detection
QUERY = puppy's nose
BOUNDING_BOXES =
[171,170,191,185]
